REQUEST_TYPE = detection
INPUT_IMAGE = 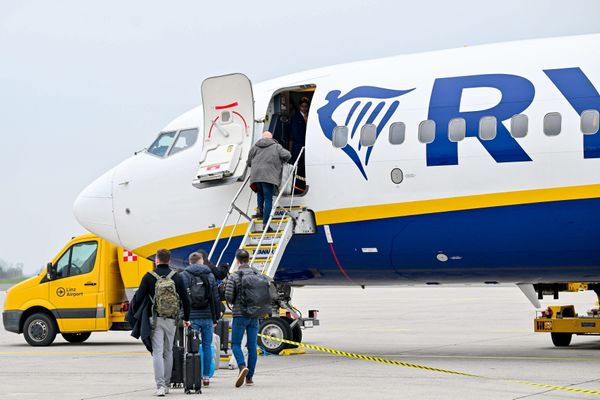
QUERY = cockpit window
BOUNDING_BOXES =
[169,128,199,156]
[147,131,177,157]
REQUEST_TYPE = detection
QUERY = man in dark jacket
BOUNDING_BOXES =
[181,252,221,387]
[290,97,309,163]
[247,131,291,229]
[133,249,191,397]
[225,249,261,388]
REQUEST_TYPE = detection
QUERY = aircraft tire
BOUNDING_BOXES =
[281,316,302,349]
[551,332,572,347]
[62,332,92,343]
[23,313,57,347]
[258,317,292,354]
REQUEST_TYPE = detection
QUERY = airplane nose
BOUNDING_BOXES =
[73,168,122,245]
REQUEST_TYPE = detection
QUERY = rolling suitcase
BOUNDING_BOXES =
[186,328,201,354]
[171,327,184,387]
[184,326,202,394]
[216,319,229,351]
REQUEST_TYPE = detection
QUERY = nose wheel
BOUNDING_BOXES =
[258,318,292,354]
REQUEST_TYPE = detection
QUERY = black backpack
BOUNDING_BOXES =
[188,272,211,309]
[238,269,273,318]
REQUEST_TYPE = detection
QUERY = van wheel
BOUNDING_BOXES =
[62,332,91,343]
[23,313,57,346]
[258,318,291,354]
[551,332,572,347]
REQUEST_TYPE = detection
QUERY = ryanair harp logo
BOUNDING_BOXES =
[317,86,414,179]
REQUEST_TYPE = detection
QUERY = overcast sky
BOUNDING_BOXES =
[1,1,599,274]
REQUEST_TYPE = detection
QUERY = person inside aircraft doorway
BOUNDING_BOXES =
[290,96,309,191]
[247,131,291,232]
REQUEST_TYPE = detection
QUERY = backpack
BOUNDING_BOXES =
[188,272,211,309]
[238,269,273,318]
[149,270,180,319]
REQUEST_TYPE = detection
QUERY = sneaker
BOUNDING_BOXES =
[235,367,249,388]
[164,386,169,394]
[245,377,254,386]
[154,387,166,397]
[203,378,210,387]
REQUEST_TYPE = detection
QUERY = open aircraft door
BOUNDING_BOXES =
[193,73,254,187]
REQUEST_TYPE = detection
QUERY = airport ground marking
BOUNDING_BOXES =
[259,334,600,396]
[0,351,147,356]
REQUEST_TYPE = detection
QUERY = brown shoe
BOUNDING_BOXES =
[245,377,254,386]
[235,367,249,388]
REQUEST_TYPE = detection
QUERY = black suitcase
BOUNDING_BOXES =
[171,345,184,387]
[184,352,202,394]
[216,320,229,351]
[186,329,201,354]
[184,327,202,394]
[171,324,184,387]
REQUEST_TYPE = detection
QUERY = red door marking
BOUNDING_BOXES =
[215,102,239,110]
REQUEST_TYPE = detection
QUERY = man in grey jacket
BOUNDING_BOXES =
[247,131,291,230]
[225,249,260,387]
[181,252,221,387]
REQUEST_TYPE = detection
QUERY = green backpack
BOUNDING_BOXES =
[149,270,180,319]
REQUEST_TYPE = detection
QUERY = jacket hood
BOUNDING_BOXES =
[185,264,212,276]
[255,138,277,148]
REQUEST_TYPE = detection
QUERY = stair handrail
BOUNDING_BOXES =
[250,146,305,271]
[262,150,303,275]
[208,174,252,261]
[214,193,253,268]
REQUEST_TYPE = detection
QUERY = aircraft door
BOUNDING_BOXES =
[194,73,254,185]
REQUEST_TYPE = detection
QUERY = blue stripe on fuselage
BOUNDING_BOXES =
[168,198,600,284]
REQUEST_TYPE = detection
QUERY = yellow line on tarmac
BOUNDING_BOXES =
[258,334,600,396]
[308,353,600,362]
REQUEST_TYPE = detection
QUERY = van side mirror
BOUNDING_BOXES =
[46,262,57,280]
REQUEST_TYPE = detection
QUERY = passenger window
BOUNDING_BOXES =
[418,120,436,144]
[53,241,98,278]
[389,122,405,145]
[544,112,562,136]
[448,118,466,142]
[510,114,528,138]
[479,116,497,141]
[169,128,199,155]
[332,126,348,148]
[581,109,600,135]
[147,131,177,157]
[360,124,377,147]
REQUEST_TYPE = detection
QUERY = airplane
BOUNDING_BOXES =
[73,34,600,347]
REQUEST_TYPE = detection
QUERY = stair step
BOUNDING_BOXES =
[249,231,283,237]
[255,206,303,211]
[244,244,279,250]
[250,258,273,264]
[253,218,289,224]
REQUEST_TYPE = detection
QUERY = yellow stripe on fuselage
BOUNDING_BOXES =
[317,183,600,225]
[133,184,600,258]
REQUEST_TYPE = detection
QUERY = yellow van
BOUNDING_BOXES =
[2,233,153,346]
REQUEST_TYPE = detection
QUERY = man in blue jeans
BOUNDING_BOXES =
[225,249,261,387]
[181,252,221,387]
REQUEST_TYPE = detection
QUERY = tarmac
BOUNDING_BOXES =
[1,285,600,400]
